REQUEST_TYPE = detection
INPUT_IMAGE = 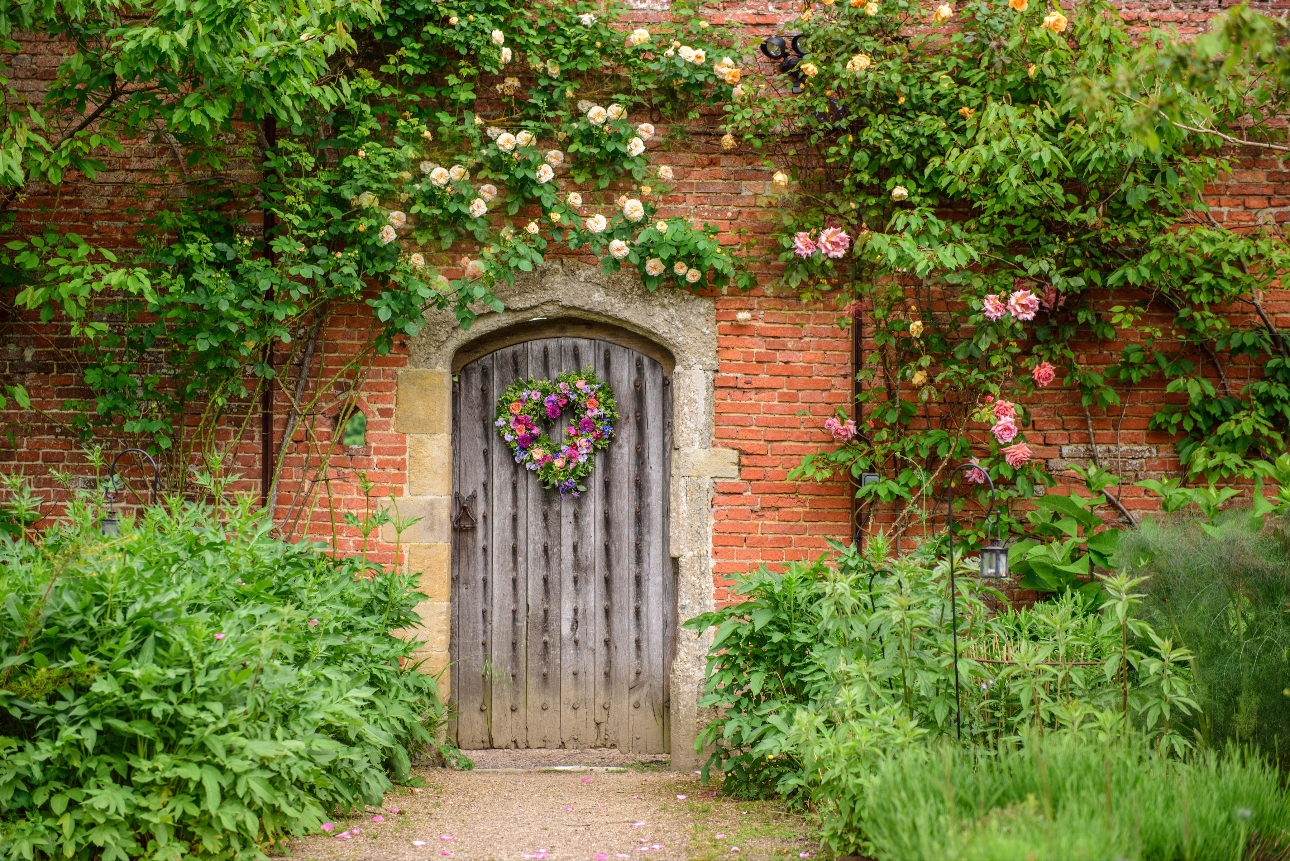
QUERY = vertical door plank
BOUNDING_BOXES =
[525,340,562,748]
[629,356,667,753]
[453,355,493,749]
[559,339,597,747]
[660,373,675,753]
[490,345,529,748]
[598,343,636,750]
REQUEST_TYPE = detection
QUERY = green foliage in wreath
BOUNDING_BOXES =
[495,369,618,496]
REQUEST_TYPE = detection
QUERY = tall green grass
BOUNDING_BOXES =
[843,731,1290,861]
[1121,514,1290,758]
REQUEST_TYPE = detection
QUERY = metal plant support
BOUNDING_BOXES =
[945,462,1010,740]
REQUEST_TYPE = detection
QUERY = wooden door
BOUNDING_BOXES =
[450,336,673,752]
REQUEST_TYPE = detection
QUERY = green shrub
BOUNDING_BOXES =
[830,730,1290,861]
[0,495,452,860]
[686,537,1199,798]
[1121,513,1290,760]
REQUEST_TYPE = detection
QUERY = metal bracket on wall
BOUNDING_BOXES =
[453,490,479,530]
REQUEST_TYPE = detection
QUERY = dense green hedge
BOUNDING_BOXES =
[0,496,451,860]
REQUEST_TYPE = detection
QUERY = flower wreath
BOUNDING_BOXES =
[494,369,618,496]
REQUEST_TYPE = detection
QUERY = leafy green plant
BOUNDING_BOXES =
[0,492,453,860]
[822,728,1290,861]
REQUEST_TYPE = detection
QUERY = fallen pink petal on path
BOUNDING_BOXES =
[730,848,740,854]
[801,853,812,858]
[566,806,573,811]
[676,795,686,800]
[389,807,402,814]
[582,777,593,783]
[412,841,427,847]
[320,822,335,833]
[334,832,351,840]
[651,844,664,849]
[595,855,609,860]
[371,815,384,822]
[440,835,456,841]
[631,822,646,828]
[440,852,452,857]
[715,834,726,839]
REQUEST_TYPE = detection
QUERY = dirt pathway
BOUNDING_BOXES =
[287,753,817,861]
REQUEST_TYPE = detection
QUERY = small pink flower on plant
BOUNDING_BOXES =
[824,417,857,442]
[309,619,319,627]
[1003,442,1033,468]
[982,293,1007,321]
[1032,361,1057,387]
[1007,289,1040,321]
[792,232,817,258]
[991,416,1018,444]
[965,458,987,484]
[816,226,851,258]
[213,633,225,641]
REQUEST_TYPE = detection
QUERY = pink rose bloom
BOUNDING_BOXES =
[792,231,817,258]
[824,417,857,442]
[1008,288,1040,321]
[1040,284,1062,310]
[816,226,851,258]
[982,293,1007,321]
[991,399,1016,420]
[965,459,987,484]
[991,416,1018,444]
[1032,361,1057,387]
[1003,442,1033,468]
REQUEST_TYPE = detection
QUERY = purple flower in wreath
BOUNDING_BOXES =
[495,418,506,427]
[578,417,595,434]
[546,403,561,419]
[517,433,532,448]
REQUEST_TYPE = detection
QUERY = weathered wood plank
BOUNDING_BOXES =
[490,345,529,748]
[661,372,675,754]
[453,356,492,749]
[525,340,562,748]
[630,355,667,753]
[599,343,635,749]
[559,339,597,747]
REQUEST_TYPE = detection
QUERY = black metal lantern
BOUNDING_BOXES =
[101,448,160,536]
[979,518,1010,580]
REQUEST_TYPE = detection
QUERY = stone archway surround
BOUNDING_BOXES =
[388,261,734,769]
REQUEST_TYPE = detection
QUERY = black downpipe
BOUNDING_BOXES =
[852,302,864,547]
[261,113,277,508]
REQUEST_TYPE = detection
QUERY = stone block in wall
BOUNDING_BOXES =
[381,495,450,544]
[1048,444,1159,480]
[407,434,452,496]
[408,542,451,602]
[394,369,450,435]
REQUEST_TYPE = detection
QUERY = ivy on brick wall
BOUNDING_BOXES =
[0,0,751,496]
[733,0,1290,543]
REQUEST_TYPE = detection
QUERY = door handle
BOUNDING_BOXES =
[453,491,479,530]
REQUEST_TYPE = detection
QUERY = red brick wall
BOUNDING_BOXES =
[2,0,1289,602]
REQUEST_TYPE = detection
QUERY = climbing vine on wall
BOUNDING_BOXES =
[728,0,1290,540]
[0,0,751,507]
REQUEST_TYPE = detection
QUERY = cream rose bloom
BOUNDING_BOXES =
[486,126,502,139]
[410,252,425,268]
[933,2,952,23]
[623,199,645,222]
[379,225,397,245]
[546,150,564,167]
[609,239,630,259]
[496,132,517,152]
[500,47,512,64]
[627,137,646,157]
[686,268,702,283]
[577,100,594,114]
[577,12,595,25]
[419,160,437,175]
[645,258,665,276]
[656,220,668,233]
[866,0,879,13]
[692,48,706,65]
[491,29,505,45]
[469,198,488,218]
[516,130,535,147]
[891,185,909,201]
[847,53,872,73]
[388,210,407,228]
[772,171,789,188]
[607,104,626,120]
[449,165,468,182]
[566,191,583,208]
[586,213,608,234]
[657,165,674,181]
[547,59,560,76]
[673,261,688,275]
[587,105,608,125]
[357,191,377,207]
[429,167,450,187]
[525,221,540,234]
[536,164,554,184]
[678,46,696,62]
[479,184,498,202]
[636,123,655,141]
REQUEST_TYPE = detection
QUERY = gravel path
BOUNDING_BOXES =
[286,753,817,861]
